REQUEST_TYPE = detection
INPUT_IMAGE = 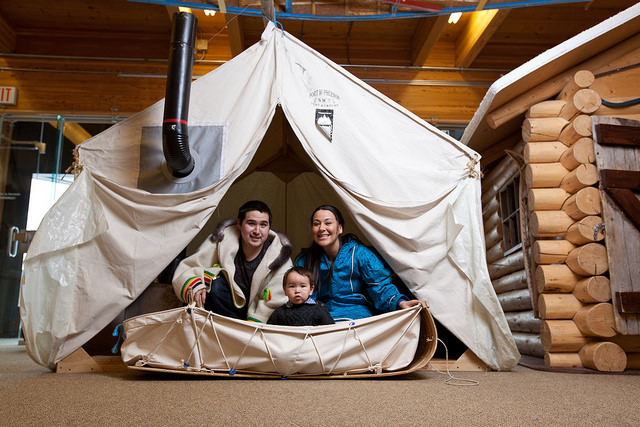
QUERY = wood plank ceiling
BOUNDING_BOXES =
[0,0,636,132]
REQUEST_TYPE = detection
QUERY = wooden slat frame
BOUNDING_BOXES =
[592,117,640,335]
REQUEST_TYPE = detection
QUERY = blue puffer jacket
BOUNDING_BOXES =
[295,236,407,321]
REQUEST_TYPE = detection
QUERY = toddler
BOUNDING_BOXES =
[267,266,334,326]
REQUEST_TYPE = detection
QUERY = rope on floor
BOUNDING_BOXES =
[428,338,480,387]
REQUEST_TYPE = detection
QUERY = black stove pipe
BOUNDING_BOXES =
[162,12,197,178]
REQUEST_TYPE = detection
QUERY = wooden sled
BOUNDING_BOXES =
[121,301,437,378]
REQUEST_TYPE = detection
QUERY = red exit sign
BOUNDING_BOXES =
[0,87,17,104]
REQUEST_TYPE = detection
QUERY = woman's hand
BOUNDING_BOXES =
[193,289,207,308]
[398,299,421,309]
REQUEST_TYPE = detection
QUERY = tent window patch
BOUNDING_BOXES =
[499,175,521,255]
[137,124,225,194]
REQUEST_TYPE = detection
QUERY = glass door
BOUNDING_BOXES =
[1,126,39,338]
[0,118,78,338]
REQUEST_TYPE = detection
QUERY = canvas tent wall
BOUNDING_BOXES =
[20,22,519,371]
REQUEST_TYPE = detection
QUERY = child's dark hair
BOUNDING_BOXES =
[283,266,316,289]
[237,200,272,225]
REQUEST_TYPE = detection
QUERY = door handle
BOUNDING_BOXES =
[8,226,19,257]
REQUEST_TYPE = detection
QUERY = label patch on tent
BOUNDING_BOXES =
[309,89,340,108]
[315,109,334,141]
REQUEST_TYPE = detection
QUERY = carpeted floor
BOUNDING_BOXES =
[1,343,639,426]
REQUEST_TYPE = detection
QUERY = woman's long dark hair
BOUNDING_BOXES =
[299,205,358,293]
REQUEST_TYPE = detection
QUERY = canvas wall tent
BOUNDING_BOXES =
[20,22,519,371]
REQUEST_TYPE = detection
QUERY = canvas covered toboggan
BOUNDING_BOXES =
[121,302,437,378]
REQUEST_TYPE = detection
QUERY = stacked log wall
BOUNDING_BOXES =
[520,69,638,372]
[481,142,545,358]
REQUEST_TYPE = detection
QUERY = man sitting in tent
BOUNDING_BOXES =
[171,200,292,322]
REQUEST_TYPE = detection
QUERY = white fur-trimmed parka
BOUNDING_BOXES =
[172,219,292,322]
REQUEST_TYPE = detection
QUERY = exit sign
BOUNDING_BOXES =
[0,87,17,104]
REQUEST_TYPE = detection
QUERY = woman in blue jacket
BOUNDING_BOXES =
[295,205,420,321]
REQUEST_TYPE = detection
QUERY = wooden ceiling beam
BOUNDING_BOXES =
[219,0,245,57]
[48,122,93,146]
[411,15,448,66]
[455,9,510,68]
[476,0,489,10]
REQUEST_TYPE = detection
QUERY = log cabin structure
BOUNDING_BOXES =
[462,3,640,372]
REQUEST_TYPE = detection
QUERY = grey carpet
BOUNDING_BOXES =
[1,344,639,426]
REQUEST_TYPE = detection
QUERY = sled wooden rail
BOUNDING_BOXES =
[55,302,490,375]
[56,348,126,374]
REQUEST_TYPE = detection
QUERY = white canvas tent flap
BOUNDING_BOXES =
[21,22,519,371]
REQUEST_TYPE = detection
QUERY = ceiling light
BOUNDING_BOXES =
[448,12,462,24]
[204,10,216,16]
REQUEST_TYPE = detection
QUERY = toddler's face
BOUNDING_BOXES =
[284,271,313,305]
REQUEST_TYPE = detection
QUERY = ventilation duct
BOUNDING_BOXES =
[162,11,197,178]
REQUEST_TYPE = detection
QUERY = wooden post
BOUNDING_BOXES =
[513,332,544,358]
[559,88,602,120]
[528,188,570,211]
[565,242,609,276]
[488,250,524,279]
[573,303,617,337]
[525,163,570,188]
[560,164,599,193]
[559,115,592,146]
[539,293,584,319]
[485,223,502,250]
[545,352,583,368]
[565,215,605,245]
[483,196,499,220]
[573,276,611,303]
[493,269,528,294]
[559,137,595,170]
[578,341,626,372]
[530,210,574,237]
[484,210,501,234]
[533,239,576,264]
[526,100,566,118]
[522,117,569,143]
[557,70,595,101]
[561,187,601,220]
[486,241,504,264]
[541,320,592,352]
[536,264,580,293]
[504,310,542,333]
[481,153,521,205]
[524,141,567,163]
[498,288,533,312]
